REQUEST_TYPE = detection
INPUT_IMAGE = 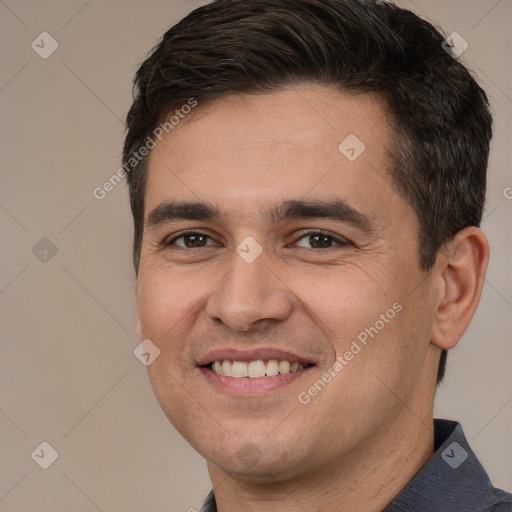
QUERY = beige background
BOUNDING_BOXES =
[1,0,511,510]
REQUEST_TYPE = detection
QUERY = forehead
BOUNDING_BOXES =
[144,85,403,226]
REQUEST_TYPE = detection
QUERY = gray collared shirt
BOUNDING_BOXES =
[199,419,512,511]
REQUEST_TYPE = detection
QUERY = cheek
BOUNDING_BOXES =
[299,268,397,334]
[360,287,435,403]
[135,269,202,380]
[136,267,201,339]
[300,265,417,384]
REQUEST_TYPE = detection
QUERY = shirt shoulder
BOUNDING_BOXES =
[485,501,512,512]
[384,419,512,512]
[483,487,512,511]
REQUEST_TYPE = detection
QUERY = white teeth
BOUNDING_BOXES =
[232,361,248,377]
[290,362,304,373]
[248,360,266,378]
[278,360,290,374]
[209,359,309,377]
[222,360,233,377]
[266,359,279,376]
[212,361,224,376]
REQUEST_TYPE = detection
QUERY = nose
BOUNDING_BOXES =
[205,248,294,332]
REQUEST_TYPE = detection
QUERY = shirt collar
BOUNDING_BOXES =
[199,488,216,512]
[383,418,509,511]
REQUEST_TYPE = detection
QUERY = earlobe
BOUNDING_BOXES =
[431,227,489,350]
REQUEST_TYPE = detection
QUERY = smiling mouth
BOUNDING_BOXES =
[204,359,315,378]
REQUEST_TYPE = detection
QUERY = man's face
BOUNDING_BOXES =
[136,86,440,480]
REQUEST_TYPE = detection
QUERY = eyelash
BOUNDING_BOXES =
[165,230,351,250]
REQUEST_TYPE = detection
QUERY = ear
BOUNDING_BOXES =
[431,227,489,350]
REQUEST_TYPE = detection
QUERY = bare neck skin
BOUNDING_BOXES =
[207,398,435,512]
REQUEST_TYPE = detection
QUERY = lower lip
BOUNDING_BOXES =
[199,367,313,396]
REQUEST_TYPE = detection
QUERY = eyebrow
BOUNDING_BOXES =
[146,199,376,236]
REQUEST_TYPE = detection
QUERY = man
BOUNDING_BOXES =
[123,0,512,510]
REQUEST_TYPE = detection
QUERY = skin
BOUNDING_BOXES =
[135,85,489,511]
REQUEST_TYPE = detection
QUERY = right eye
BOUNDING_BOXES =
[166,230,217,249]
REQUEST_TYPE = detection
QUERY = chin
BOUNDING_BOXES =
[200,434,309,482]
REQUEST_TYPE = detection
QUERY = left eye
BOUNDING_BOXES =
[294,231,349,249]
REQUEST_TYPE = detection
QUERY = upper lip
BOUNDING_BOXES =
[197,347,316,366]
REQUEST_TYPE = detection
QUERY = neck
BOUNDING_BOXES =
[207,411,434,512]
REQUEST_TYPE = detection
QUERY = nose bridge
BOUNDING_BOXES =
[206,247,293,331]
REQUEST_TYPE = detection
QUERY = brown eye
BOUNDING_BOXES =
[167,231,214,248]
[295,231,351,249]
